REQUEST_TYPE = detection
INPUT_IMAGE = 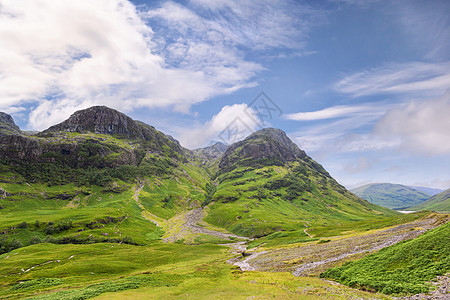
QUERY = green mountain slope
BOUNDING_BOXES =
[0,107,210,252]
[192,142,227,175]
[351,183,430,210]
[0,106,441,300]
[205,129,396,237]
[0,108,397,245]
[321,221,450,295]
[409,188,450,212]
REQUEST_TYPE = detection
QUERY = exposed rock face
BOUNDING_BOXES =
[0,135,42,160]
[0,106,186,167]
[0,134,139,167]
[42,106,186,160]
[43,106,145,139]
[193,142,227,162]
[0,112,22,136]
[219,128,306,172]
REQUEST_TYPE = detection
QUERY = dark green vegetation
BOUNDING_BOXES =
[321,222,450,295]
[409,188,450,212]
[351,183,430,210]
[0,106,446,299]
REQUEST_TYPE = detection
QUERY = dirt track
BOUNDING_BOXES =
[249,215,446,276]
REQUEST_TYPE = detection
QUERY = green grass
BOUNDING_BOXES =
[0,242,391,300]
[409,188,450,212]
[321,222,450,295]
[247,230,318,249]
[205,163,397,237]
[308,211,430,238]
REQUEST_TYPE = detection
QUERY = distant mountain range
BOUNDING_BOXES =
[351,183,449,211]
[350,183,431,210]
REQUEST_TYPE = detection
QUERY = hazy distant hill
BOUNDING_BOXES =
[408,188,450,212]
[351,183,430,210]
[408,186,443,196]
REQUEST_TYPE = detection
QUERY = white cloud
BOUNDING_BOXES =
[335,62,450,98]
[375,93,450,155]
[0,0,319,130]
[177,103,262,149]
[289,103,389,152]
[284,105,374,121]
[187,0,323,50]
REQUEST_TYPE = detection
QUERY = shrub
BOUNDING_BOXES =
[17,221,28,229]
[29,236,42,245]
[0,237,23,254]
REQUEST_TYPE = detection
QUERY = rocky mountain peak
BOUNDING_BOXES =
[0,112,22,136]
[43,106,143,138]
[193,142,227,163]
[219,127,306,172]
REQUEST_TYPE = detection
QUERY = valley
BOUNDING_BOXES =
[0,106,448,299]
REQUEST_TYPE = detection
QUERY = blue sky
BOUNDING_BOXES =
[0,0,449,189]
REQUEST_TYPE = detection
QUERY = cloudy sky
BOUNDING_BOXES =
[1,0,449,189]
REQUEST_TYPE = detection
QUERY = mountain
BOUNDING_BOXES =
[409,186,443,196]
[204,128,395,237]
[1,106,432,300]
[0,107,187,182]
[218,128,306,173]
[0,107,396,239]
[0,112,22,136]
[351,183,430,210]
[192,142,227,174]
[408,188,450,212]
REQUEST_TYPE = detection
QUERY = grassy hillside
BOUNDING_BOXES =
[0,156,211,254]
[409,188,450,212]
[205,160,396,238]
[0,242,393,300]
[321,222,450,295]
[1,108,441,299]
[351,183,430,210]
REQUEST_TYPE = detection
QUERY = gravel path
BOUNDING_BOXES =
[249,216,444,276]
[183,208,248,240]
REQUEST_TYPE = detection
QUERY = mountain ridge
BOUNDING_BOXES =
[0,112,22,136]
[218,128,306,173]
[408,188,450,212]
[351,183,430,210]
[0,106,397,238]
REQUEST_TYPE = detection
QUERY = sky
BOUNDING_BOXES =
[0,0,449,190]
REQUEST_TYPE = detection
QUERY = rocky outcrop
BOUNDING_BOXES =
[41,106,186,160]
[43,106,146,139]
[0,112,22,136]
[0,106,188,168]
[0,134,139,167]
[193,142,227,162]
[219,128,306,172]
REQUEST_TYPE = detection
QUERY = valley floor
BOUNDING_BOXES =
[246,214,444,276]
[1,211,448,299]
